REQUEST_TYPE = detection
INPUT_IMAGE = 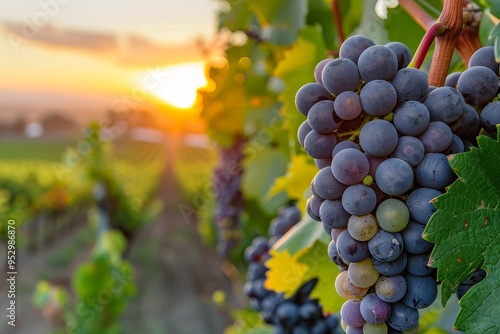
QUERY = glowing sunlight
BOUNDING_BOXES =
[146,62,207,109]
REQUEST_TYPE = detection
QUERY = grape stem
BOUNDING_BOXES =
[428,0,464,86]
[332,0,345,44]
[408,22,447,69]
[337,115,373,141]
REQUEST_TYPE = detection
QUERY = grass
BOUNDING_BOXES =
[0,138,78,161]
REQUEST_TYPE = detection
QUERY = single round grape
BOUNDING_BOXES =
[422,86,464,124]
[332,140,360,157]
[336,229,370,263]
[304,131,337,159]
[457,65,499,106]
[360,293,391,324]
[275,302,300,327]
[332,148,370,185]
[308,100,342,134]
[368,229,404,262]
[295,82,331,116]
[328,239,347,266]
[406,187,442,225]
[314,59,332,85]
[342,184,377,216]
[363,321,389,334]
[418,121,453,153]
[339,35,376,65]
[375,275,407,303]
[376,198,410,232]
[387,302,419,331]
[393,101,430,136]
[469,46,499,74]
[334,91,362,120]
[445,71,461,88]
[390,67,429,104]
[336,271,357,299]
[359,80,397,116]
[358,45,398,82]
[386,41,412,69]
[313,167,347,200]
[297,120,312,148]
[449,104,480,142]
[400,220,433,254]
[402,274,437,309]
[445,134,465,154]
[415,153,457,190]
[347,214,379,241]
[348,258,380,288]
[480,101,500,137]
[320,199,350,230]
[347,278,369,297]
[406,252,435,276]
[299,302,322,323]
[373,252,407,276]
[359,120,398,157]
[390,136,425,167]
[341,299,366,328]
[306,195,323,221]
[375,158,414,196]
[322,58,360,96]
[314,158,332,169]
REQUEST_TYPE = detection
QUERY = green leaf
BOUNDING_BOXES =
[297,240,344,313]
[273,216,330,255]
[250,0,307,45]
[487,0,500,18]
[273,26,327,151]
[488,22,500,62]
[423,131,500,333]
[242,146,288,214]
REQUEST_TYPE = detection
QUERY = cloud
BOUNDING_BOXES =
[1,21,202,66]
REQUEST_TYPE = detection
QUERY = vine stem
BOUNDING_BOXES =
[408,22,446,69]
[332,0,345,44]
[428,0,464,86]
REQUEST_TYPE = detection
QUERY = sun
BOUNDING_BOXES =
[146,62,207,109]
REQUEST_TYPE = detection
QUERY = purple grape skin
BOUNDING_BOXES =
[295,82,332,116]
[331,148,370,185]
[339,35,375,65]
[375,275,407,303]
[314,59,332,85]
[336,229,370,263]
[360,293,391,324]
[387,302,419,331]
[401,274,437,309]
[400,220,433,254]
[304,131,337,159]
[418,121,453,153]
[341,299,366,328]
[313,167,347,200]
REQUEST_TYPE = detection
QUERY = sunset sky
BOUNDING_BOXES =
[0,0,218,110]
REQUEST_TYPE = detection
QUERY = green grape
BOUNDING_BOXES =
[347,214,379,241]
[376,198,410,232]
[348,258,379,288]
[363,321,388,334]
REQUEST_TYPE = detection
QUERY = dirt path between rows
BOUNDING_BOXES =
[0,164,241,334]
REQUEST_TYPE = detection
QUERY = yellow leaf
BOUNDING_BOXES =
[264,248,309,297]
[267,154,317,216]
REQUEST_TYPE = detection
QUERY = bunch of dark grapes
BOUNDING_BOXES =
[295,35,498,332]
[213,137,245,256]
[243,205,341,333]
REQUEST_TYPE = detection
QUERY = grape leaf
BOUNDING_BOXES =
[267,154,318,214]
[273,26,327,151]
[242,146,288,214]
[273,215,330,255]
[488,22,500,63]
[297,240,344,313]
[423,132,500,334]
[487,0,500,18]
[249,0,307,45]
[266,217,343,313]
[264,248,310,296]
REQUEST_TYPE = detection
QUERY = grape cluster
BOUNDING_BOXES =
[243,206,341,333]
[295,35,498,332]
[213,137,245,255]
